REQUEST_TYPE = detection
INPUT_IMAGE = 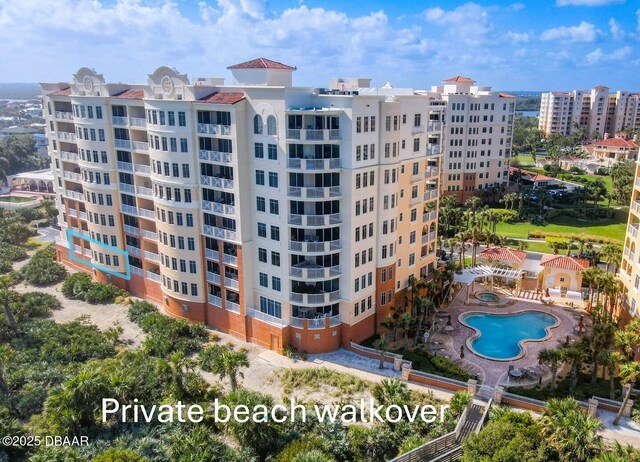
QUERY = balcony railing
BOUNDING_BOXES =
[197,123,231,136]
[203,225,237,242]
[130,117,146,128]
[65,190,84,201]
[140,229,157,241]
[207,272,221,285]
[67,208,77,217]
[134,163,151,175]
[287,185,341,199]
[137,186,153,198]
[120,204,138,216]
[201,175,234,191]
[226,301,240,314]
[208,294,222,308]
[628,223,639,239]
[139,208,155,220]
[289,290,341,305]
[632,201,640,216]
[126,245,141,257]
[427,144,441,156]
[199,149,233,164]
[286,128,340,141]
[132,141,149,152]
[114,139,131,149]
[246,308,288,327]
[119,183,135,194]
[202,200,236,216]
[288,213,341,227]
[427,121,442,132]
[60,150,79,161]
[425,167,439,178]
[130,266,144,276]
[424,189,438,200]
[223,253,238,267]
[143,250,159,262]
[287,158,341,170]
[116,161,133,172]
[146,271,161,282]
[289,239,341,253]
[112,116,128,126]
[225,277,240,290]
[57,131,77,142]
[289,264,341,279]
[205,248,219,261]
[55,111,73,121]
[63,171,81,181]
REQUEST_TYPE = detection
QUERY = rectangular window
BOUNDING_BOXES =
[178,112,186,126]
[268,172,278,188]
[180,138,188,152]
[188,238,195,250]
[259,272,268,287]
[267,144,277,160]
[269,199,279,215]
[271,251,280,266]
[254,143,264,158]
[256,196,266,212]
[270,226,280,241]
[256,170,265,185]
[257,222,267,238]
[272,277,281,291]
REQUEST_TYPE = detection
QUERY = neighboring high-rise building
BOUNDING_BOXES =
[539,86,640,137]
[617,150,640,324]
[41,59,445,354]
[428,76,515,203]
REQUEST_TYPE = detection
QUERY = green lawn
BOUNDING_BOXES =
[506,239,554,254]
[495,212,627,244]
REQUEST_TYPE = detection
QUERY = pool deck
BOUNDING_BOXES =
[430,285,588,388]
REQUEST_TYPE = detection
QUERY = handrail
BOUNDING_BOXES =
[350,342,403,360]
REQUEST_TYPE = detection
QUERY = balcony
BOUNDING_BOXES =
[636,179,640,189]
[226,300,241,313]
[628,223,639,239]
[424,189,438,201]
[146,271,161,282]
[429,231,436,241]
[203,225,237,242]
[123,224,139,236]
[201,175,234,191]
[63,171,81,182]
[55,111,73,121]
[130,266,144,277]
[423,210,437,222]
[427,121,443,132]
[132,141,148,152]
[112,116,128,126]
[130,117,146,128]
[119,183,135,194]
[60,150,79,161]
[287,158,340,171]
[426,144,441,156]
[289,239,341,254]
[632,201,640,216]
[289,263,341,279]
[114,139,131,149]
[291,314,341,330]
[126,245,141,258]
[425,167,439,178]
[67,208,77,218]
[140,229,157,241]
[120,204,138,216]
[205,248,220,261]
[134,164,151,175]
[139,208,155,220]
[143,250,159,262]
[246,308,288,327]
[288,213,341,227]
[57,132,77,142]
[202,200,236,217]
[287,185,341,199]
[225,277,240,290]
[79,211,87,220]
[65,190,84,201]
[117,161,133,172]
[289,290,341,305]
[197,123,231,136]
[199,149,233,164]
[137,185,153,198]
[223,253,238,267]
[208,294,222,308]
[207,272,221,285]
[286,128,340,142]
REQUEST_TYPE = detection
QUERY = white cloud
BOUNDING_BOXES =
[608,18,624,39]
[540,21,599,42]
[586,46,631,64]
[507,31,530,43]
[556,0,625,6]
[510,3,526,11]
[423,2,494,44]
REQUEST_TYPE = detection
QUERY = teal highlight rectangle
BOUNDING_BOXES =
[66,229,131,280]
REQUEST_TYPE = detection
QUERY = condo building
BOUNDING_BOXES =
[618,150,640,324]
[429,77,515,203]
[41,59,444,354]
[539,86,640,137]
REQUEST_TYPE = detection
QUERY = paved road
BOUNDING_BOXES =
[35,225,58,243]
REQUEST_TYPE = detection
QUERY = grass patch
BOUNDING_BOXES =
[399,350,472,382]
[278,367,371,397]
[506,239,554,254]
[507,372,622,402]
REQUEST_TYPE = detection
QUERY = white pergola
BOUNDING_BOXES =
[454,265,524,303]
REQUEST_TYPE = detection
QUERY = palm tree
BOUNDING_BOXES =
[560,345,584,391]
[199,344,250,391]
[0,289,18,332]
[372,378,410,406]
[455,232,467,267]
[292,450,335,462]
[538,348,562,389]
[540,398,603,462]
[613,361,640,425]
[401,312,413,351]
[598,350,624,399]
[378,336,389,369]
[517,240,528,252]
[600,244,622,273]
[589,322,616,383]
[380,316,394,342]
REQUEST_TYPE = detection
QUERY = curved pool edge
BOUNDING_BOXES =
[458,310,561,362]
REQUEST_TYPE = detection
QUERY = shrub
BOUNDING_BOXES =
[127,300,157,324]
[20,244,66,286]
[0,271,22,289]
[139,313,208,356]
[61,272,126,304]
[545,237,571,249]
[61,273,92,299]
[0,244,28,262]
[430,356,471,382]
[0,259,12,275]
[20,292,61,317]
[492,209,520,223]
[529,230,619,245]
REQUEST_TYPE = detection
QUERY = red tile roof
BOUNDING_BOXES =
[480,247,526,263]
[443,76,475,83]
[585,138,638,150]
[228,58,296,70]
[499,93,516,98]
[540,255,590,271]
[50,88,71,96]
[509,167,554,182]
[198,92,245,105]
[113,89,144,100]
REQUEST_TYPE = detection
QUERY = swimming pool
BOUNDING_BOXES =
[460,311,558,361]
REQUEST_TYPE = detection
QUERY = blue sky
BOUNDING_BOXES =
[0,0,638,91]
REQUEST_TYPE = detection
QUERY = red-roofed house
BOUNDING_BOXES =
[582,136,638,162]
[479,247,526,268]
[509,167,559,188]
[540,255,590,292]
[227,58,296,87]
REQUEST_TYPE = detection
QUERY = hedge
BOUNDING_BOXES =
[528,230,620,245]
[61,272,127,304]
[20,244,67,286]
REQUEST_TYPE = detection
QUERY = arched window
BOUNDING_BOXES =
[254,115,263,134]
[267,115,277,135]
